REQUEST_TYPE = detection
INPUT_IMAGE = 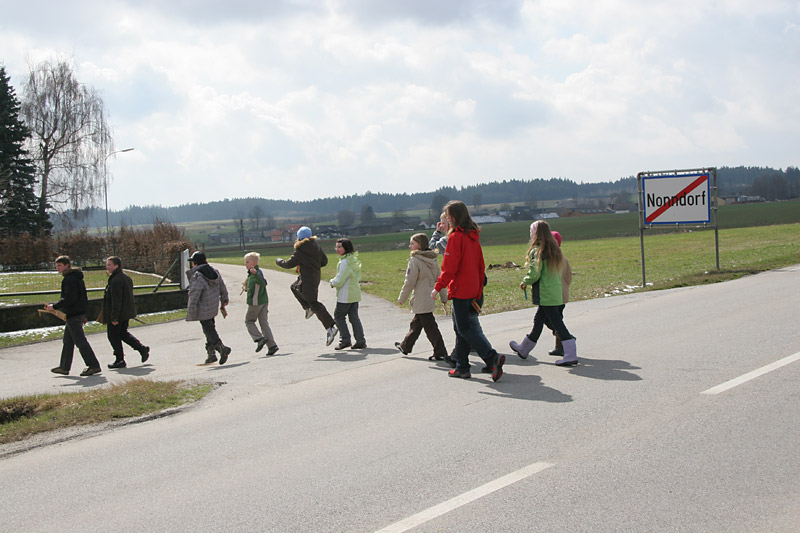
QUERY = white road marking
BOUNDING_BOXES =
[375,461,554,533]
[701,351,800,395]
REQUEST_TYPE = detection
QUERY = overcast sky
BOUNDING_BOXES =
[2,0,799,210]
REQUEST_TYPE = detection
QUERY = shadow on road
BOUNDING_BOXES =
[480,374,573,402]
[545,357,642,381]
[110,366,156,377]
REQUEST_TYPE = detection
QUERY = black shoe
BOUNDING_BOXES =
[51,367,68,375]
[548,348,564,356]
[492,353,505,383]
[108,359,127,369]
[448,368,471,379]
[443,355,457,368]
[351,341,367,349]
[204,355,218,364]
[215,342,231,365]
[140,346,150,363]
[480,365,492,373]
[394,342,409,355]
[335,340,351,350]
[80,367,102,377]
[256,337,269,352]
[267,345,279,356]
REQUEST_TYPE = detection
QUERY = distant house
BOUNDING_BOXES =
[354,216,421,236]
[284,224,303,241]
[473,214,506,224]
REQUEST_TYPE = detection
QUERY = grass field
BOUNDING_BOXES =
[0,269,176,307]
[212,222,800,316]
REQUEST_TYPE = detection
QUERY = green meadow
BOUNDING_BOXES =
[210,199,800,316]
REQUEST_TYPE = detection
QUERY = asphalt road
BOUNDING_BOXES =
[1,262,799,532]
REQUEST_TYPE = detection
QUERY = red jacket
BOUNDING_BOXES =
[434,227,486,299]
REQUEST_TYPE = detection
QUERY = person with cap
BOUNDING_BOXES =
[47,255,103,377]
[103,255,151,369]
[276,226,338,346]
[509,220,578,366]
[186,251,231,365]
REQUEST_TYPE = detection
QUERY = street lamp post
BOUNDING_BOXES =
[104,148,134,238]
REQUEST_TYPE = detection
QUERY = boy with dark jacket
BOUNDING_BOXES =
[47,256,102,377]
[276,226,338,346]
[103,256,150,369]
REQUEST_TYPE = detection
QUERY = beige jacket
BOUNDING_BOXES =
[398,250,446,314]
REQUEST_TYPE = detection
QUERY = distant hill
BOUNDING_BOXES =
[77,165,797,227]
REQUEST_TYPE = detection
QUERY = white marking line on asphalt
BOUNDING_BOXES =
[375,461,554,533]
[701,351,800,395]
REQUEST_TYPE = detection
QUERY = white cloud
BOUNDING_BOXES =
[1,0,798,209]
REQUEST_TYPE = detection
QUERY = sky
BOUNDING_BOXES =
[1,0,799,210]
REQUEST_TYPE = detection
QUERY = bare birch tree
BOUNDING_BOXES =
[21,57,113,222]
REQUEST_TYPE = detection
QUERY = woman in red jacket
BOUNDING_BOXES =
[431,200,504,381]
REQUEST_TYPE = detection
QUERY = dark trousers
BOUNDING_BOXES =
[400,312,447,358]
[107,319,145,359]
[451,298,495,371]
[543,304,566,339]
[60,315,100,371]
[200,318,221,348]
[334,302,365,344]
[290,277,335,329]
[528,305,572,342]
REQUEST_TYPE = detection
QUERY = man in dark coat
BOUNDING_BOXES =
[103,256,150,369]
[276,226,338,346]
[47,256,102,377]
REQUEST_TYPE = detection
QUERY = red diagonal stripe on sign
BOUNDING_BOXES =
[646,174,708,223]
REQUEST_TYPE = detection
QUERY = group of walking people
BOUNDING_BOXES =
[47,200,578,380]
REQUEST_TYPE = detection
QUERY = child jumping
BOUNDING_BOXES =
[396,233,448,360]
[244,252,278,355]
[509,221,578,366]
[329,238,367,350]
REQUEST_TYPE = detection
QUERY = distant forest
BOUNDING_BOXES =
[78,165,798,227]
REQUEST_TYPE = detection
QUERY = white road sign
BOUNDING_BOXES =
[642,173,711,224]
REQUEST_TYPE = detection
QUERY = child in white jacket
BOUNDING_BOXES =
[329,238,366,350]
[396,233,448,360]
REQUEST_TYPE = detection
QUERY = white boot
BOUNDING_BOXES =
[556,338,578,366]
[509,336,536,360]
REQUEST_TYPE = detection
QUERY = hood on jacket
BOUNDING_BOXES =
[294,236,317,250]
[193,263,219,280]
[411,250,438,260]
[342,252,362,269]
[61,267,84,280]
[453,226,480,241]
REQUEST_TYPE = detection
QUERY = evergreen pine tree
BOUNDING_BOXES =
[0,65,50,236]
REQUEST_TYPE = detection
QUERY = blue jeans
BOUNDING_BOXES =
[450,298,495,371]
[334,302,365,344]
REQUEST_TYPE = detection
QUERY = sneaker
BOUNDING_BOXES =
[480,365,492,373]
[394,342,409,355]
[491,353,505,383]
[108,359,127,369]
[305,308,314,320]
[548,348,564,357]
[335,340,351,350]
[443,354,457,368]
[139,346,150,363]
[256,337,269,352]
[267,345,279,356]
[80,367,102,377]
[51,367,68,375]
[448,368,471,379]
[351,341,367,349]
[325,326,338,346]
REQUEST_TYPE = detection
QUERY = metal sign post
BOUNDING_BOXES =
[637,167,718,288]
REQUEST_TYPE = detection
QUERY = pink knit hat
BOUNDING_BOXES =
[552,231,562,247]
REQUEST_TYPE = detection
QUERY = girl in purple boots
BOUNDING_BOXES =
[509,221,578,366]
